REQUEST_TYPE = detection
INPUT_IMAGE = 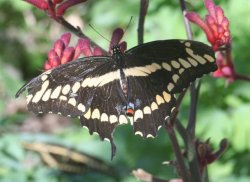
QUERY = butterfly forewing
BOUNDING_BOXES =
[125,39,217,93]
[16,57,117,117]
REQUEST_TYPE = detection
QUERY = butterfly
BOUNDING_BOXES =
[16,39,217,159]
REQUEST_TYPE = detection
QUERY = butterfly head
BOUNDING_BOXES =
[111,44,122,56]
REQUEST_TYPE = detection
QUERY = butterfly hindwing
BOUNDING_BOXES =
[80,80,128,159]
[127,73,176,138]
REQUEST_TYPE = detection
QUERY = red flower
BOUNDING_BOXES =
[186,0,230,51]
[44,28,126,70]
[212,52,236,83]
[44,33,74,69]
[25,0,87,17]
[79,28,126,57]
[79,39,103,57]
[44,33,101,70]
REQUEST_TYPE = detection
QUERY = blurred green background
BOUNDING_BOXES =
[0,0,250,181]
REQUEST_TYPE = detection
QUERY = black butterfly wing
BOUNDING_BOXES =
[16,56,128,159]
[80,79,127,159]
[125,39,217,94]
[127,75,176,138]
[16,57,120,117]
[121,39,216,139]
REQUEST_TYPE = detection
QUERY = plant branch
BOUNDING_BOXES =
[179,0,192,40]
[165,121,190,182]
[176,89,188,111]
[235,74,250,82]
[179,0,202,181]
[138,0,149,44]
[187,81,201,137]
[175,119,188,146]
[164,89,191,182]
[224,45,250,82]
[164,90,190,182]
[179,0,200,137]
[170,89,188,144]
[224,45,234,69]
[55,17,108,54]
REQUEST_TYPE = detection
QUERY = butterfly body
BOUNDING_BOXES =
[113,46,130,103]
[16,39,217,159]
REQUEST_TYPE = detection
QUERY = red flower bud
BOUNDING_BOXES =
[25,0,48,10]
[25,0,88,18]
[48,50,59,60]
[61,47,75,64]
[48,50,61,68]
[119,41,127,53]
[52,0,63,4]
[80,39,93,57]
[53,40,65,57]
[93,46,103,56]
[60,33,71,47]
[109,28,124,52]
[44,60,52,70]
[110,28,124,46]
[73,38,85,60]
[50,57,61,67]
[57,0,88,16]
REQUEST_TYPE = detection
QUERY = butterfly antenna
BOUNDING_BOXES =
[123,16,133,35]
[89,24,110,43]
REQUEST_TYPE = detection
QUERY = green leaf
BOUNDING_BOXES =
[231,104,250,151]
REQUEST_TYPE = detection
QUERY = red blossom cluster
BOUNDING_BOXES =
[186,0,250,83]
[44,28,126,70]
[25,0,87,18]
[44,33,102,70]
[186,0,230,51]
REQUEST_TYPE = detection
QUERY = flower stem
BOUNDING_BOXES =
[165,122,190,182]
[187,81,201,137]
[179,0,203,181]
[55,17,108,54]
[179,0,193,40]
[235,74,250,82]
[138,0,149,44]
[47,0,107,54]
